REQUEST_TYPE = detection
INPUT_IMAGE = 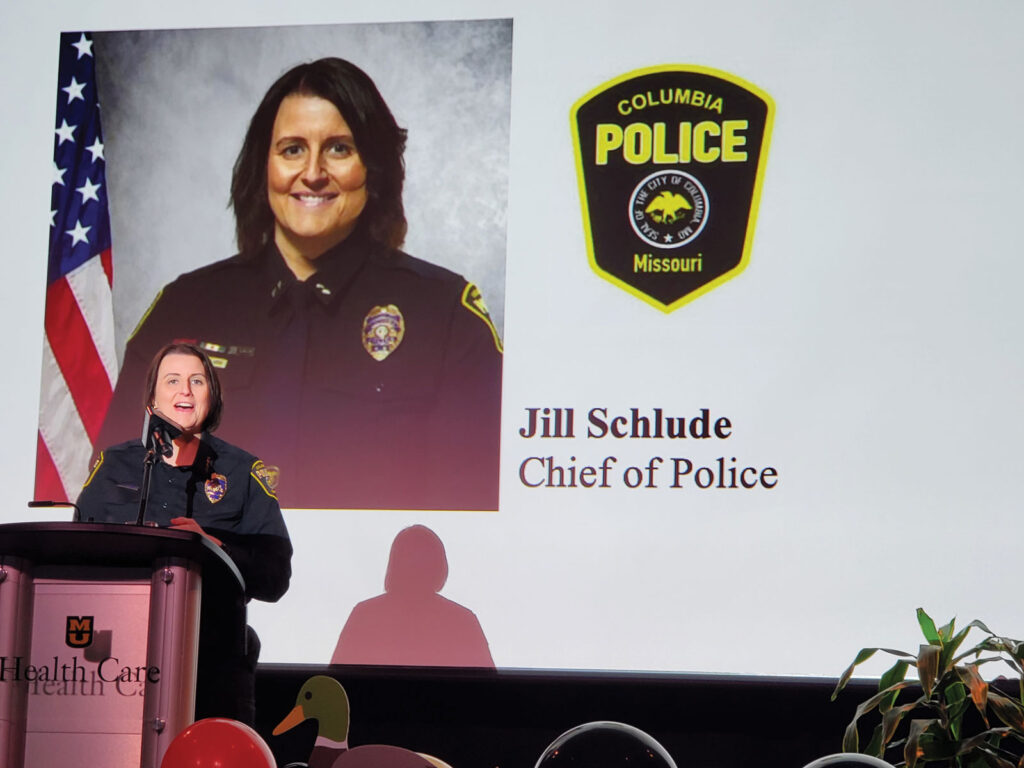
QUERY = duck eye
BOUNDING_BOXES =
[304,691,312,700]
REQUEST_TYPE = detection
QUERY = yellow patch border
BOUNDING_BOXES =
[250,460,278,500]
[127,288,164,341]
[461,283,503,353]
[82,450,105,488]
[570,63,775,314]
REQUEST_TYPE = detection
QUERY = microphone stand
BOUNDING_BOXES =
[136,408,180,526]
[136,445,160,526]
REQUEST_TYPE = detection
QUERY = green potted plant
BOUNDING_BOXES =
[831,608,1024,768]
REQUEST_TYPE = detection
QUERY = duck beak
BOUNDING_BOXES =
[272,704,306,736]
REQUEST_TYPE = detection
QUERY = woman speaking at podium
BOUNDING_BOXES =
[75,342,292,725]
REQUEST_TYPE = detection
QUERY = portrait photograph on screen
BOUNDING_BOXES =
[38,19,512,513]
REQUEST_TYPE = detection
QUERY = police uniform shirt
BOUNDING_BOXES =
[76,433,292,603]
[95,231,502,511]
[76,434,290,723]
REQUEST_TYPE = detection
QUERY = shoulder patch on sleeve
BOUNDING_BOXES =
[251,459,280,499]
[127,288,165,342]
[460,283,503,353]
[82,451,105,489]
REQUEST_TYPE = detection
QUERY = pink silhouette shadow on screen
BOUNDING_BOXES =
[330,525,495,668]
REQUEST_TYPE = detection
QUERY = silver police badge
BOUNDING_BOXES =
[362,305,405,362]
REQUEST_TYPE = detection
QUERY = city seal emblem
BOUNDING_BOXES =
[630,170,709,248]
[571,65,774,312]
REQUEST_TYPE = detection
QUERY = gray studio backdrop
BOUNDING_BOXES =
[95,19,511,359]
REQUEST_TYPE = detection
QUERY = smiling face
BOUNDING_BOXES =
[267,94,369,270]
[152,353,211,435]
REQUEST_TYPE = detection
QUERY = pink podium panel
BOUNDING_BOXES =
[0,523,242,768]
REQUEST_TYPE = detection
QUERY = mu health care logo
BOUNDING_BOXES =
[571,65,774,312]
[66,615,93,648]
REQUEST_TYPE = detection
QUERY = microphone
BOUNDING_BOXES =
[137,407,184,526]
[142,407,182,459]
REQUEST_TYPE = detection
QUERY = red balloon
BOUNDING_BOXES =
[161,718,276,768]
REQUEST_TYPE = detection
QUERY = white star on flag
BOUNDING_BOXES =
[66,219,91,246]
[53,161,67,186]
[55,119,76,145]
[76,177,101,203]
[62,77,86,104]
[86,137,104,162]
[72,33,93,59]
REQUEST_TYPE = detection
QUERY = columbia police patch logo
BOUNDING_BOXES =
[66,615,94,648]
[252,460,280,495]
[571,65,774,312]
[363,305,405,361]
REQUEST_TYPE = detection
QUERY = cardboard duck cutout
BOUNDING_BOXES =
[273,676,451,768]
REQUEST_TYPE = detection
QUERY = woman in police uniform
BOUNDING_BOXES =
[94,57,503,512]
[77,342,291,724]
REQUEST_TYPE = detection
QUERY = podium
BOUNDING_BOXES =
[0,522,244,768]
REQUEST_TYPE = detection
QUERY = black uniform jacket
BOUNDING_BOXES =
[76,434,291,721]
[76,434,292,604]
[95,232,503,511]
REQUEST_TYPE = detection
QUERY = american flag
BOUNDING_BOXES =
[35,32,118,502]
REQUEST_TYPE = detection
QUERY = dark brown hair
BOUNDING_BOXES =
[143,342,223,433]
[231,57,408,256]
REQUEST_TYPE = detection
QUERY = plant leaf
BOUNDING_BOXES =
[881,700,920,749]
[958,663,991,724]
[905,718,938,768]
[879,660,910,714]
[942,624,974,674]
[947,680,968,741]
[843,717,860,753]
[855,682,920,721]
[918,643,941,698]
[956,727,1013,755]
[970,619,996,636]
[968,744,1016,768]
[989,690,1024,732]
[917,726,955,761]
[918,608,941,645]
[953,727,1022,768]
[863,722,884,759]
[938,616,956,644]
[832,647,915,701]
[1005,641,1024,679]
[842,681,919,753]
[833,647,878,700]
[978,752,1016,768]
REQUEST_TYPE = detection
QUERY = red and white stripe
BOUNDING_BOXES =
[35,248,117,500]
